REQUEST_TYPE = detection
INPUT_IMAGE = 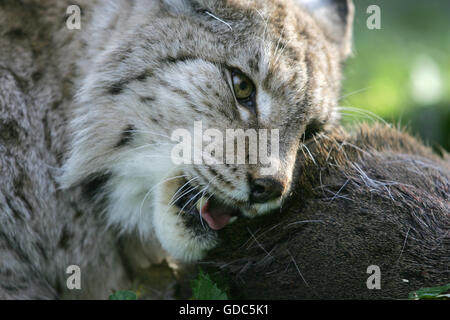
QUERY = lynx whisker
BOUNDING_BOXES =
[338,106,390,126]
[177,185,207,217]
[205,11,233,30]
[338,87,371,101]
[301,144,317,166]
[168,176,199,206]
[138,174,188,218]
[169,184,199,210]
[285,220,325,228]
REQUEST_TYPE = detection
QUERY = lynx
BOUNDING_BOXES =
[0,0,353,298]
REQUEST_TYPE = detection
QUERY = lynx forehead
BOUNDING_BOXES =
[62,0,354,262]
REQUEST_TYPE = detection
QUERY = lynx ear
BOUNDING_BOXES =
[295,0,354,58]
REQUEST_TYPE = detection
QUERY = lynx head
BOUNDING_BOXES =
[62,0,354,262]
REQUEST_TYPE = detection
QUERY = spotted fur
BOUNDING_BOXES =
[62,0,354,263]
[1,0,353,298]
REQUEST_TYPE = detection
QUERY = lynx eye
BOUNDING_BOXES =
[231,70,255,101]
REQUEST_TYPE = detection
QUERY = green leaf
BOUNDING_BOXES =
[109,290,138,300]
[408,283,450,300]
[191,270,228,300]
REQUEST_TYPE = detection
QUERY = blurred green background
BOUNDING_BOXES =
[342,0,450,151]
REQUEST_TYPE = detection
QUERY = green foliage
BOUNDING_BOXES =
[343,0,450,150]
[191,269,228,300]
[109,290,138,300]
[408,283,450,300]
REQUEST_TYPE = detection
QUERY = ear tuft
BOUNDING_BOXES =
[295,0,354,58]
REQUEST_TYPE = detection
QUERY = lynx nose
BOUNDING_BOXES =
[250,178,284,204]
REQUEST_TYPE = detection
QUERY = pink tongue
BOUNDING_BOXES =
[200,201,232,230]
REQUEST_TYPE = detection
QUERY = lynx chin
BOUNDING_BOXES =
[61,0,354,263]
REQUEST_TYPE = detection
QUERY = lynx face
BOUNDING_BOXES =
[62,0,353,262]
